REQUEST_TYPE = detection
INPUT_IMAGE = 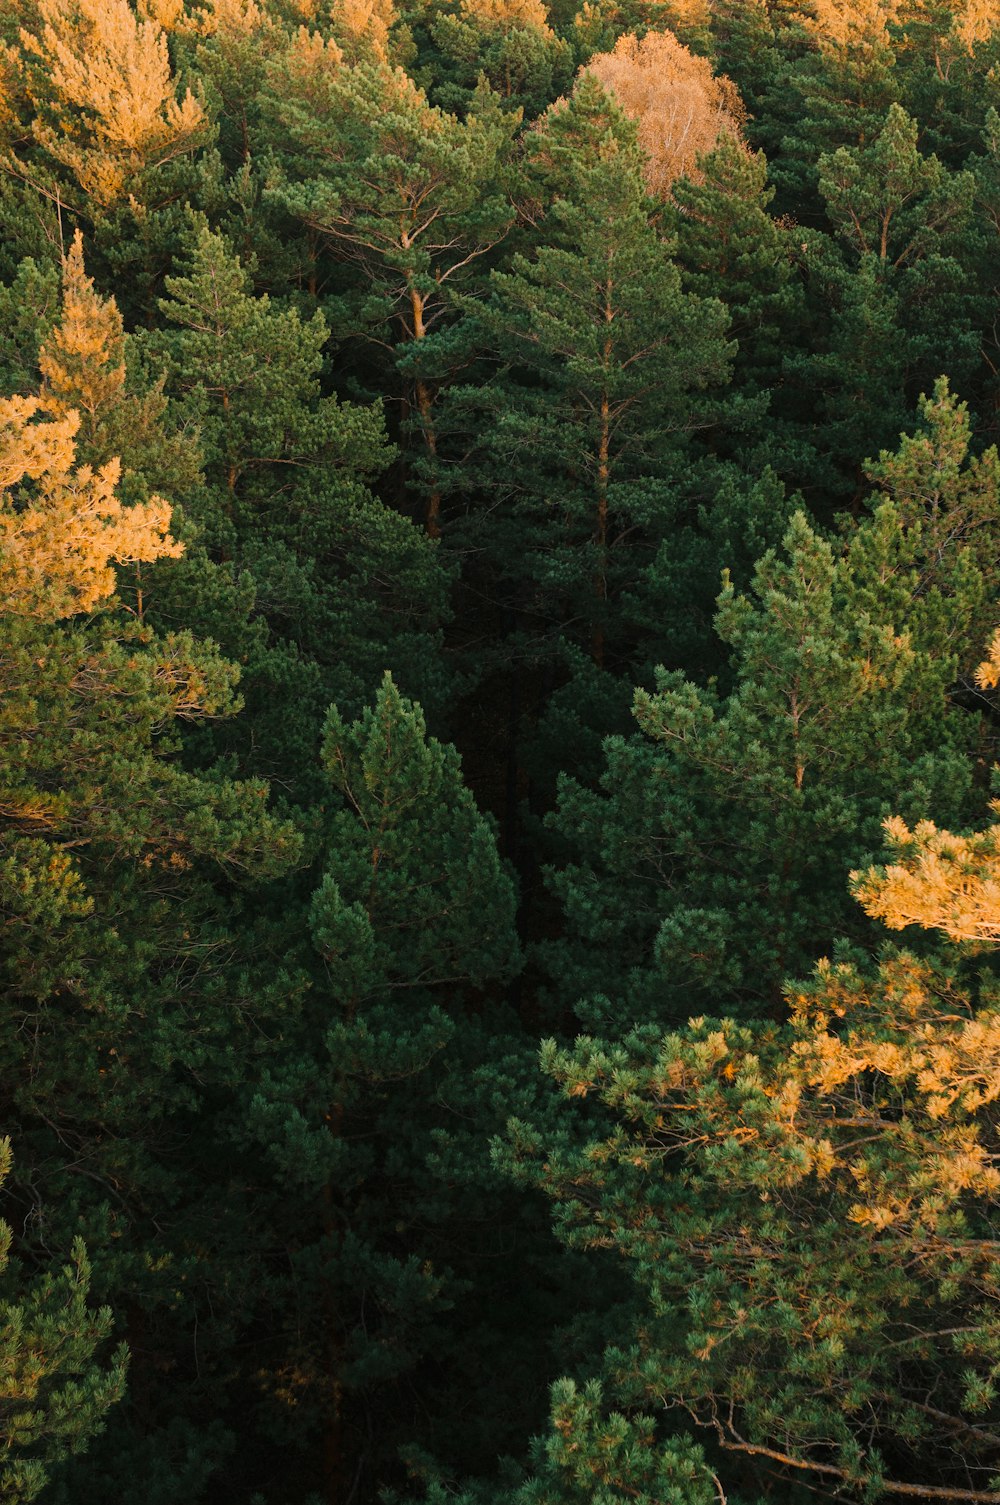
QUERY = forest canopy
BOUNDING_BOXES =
[2,1,1000,1502]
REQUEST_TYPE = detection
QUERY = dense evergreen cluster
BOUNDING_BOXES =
[3,1,1000,1501]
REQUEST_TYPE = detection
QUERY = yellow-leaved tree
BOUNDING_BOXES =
[800,0,1000,59]
[0,394,181,619]
[16,0,208,207]
[38,231,125,446]
[850,634,1000,943]
[1,231,183,620]
[584,29,745,196]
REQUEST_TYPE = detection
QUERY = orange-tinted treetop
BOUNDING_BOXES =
[584,29,745,196]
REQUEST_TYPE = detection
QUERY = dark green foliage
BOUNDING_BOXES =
[425,3,574,119]
[2,3,1000,1501]
[444,76,731,676]
[141,221,450,791]
[543,490,983,1026]
[787,102,980,506]
[238,676,537,1496]
[501,930,1000,1502]
[0,1140,128,1505]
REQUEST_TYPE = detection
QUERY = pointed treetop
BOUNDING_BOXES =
[38,231,125,438]
[314,672,521,994]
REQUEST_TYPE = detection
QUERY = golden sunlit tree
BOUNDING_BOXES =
[16,0,208,207]
[0,41,21,150]
[0,393,181,619]
[951,0,1000,48]
[327,0,397,59]
[584,29,745,196]
[182,0,277,37]
[800,0,1000,62]
[851,632,1000,943]
[0,239,185,622]
[797,0,901,52]
[38,231,124,445]
[893,0,1000,50]
[459,0,553,29]
[137,0,188,28]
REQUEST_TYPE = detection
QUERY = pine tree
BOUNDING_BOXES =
[142,219,449,792]
[14,0,209,210]
[0,390,181,619]
[175,0,288,170]
[427,0,574,121]
[262,30,518,532]
[542,489,984,1027]
[0,1139,128,1505]
[861,376,1000,671]
[854,631,1000,937]
[789,102,979,503]
[500,808,1000,1503]
[0,283,302,1502]
[762,0,901,216]
[668,132,807,480]
[891,0,1000,164]
[240,675,530,1501]
[445,74,731,676]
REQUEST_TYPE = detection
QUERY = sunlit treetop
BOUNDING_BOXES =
[457,0,554,34]
[136,0,187,28]
[851,634,1000,944]
[1,236,183,621]
[18,0,209,206]
[798,0,1000,54]
[0,41,21,148]
[325,0,397,61]
[38,231,124,441]
[181,0,276,35]
[797,0,901,52]
[0,394,182,619]
[947,0,1000,49]
[584,29,745,197]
